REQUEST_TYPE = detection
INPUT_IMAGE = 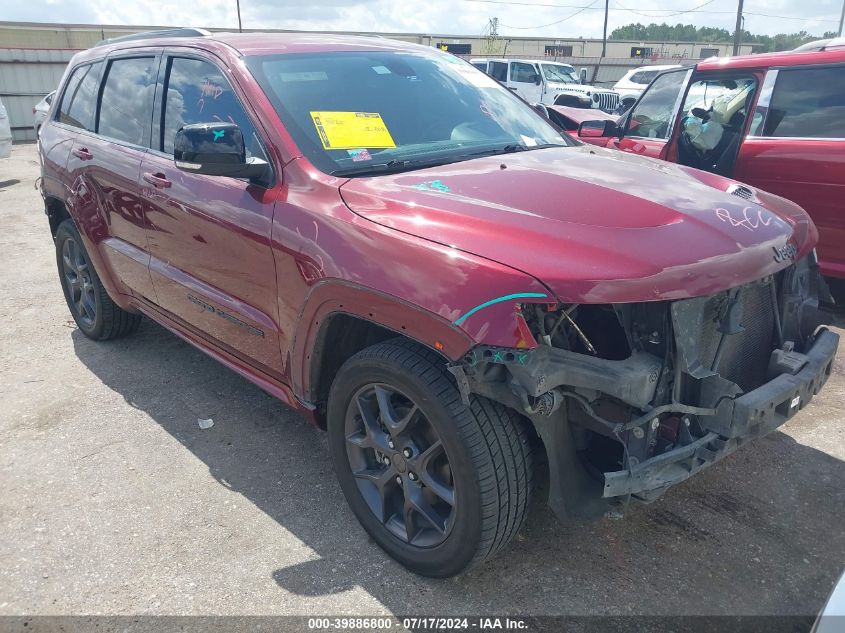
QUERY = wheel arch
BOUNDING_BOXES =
[292,281,476,426]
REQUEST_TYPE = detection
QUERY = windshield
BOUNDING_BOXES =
[541,64,578,84]
[247,50,572,176]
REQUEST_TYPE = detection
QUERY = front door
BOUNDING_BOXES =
[140,52,284,375]
[613,68,691,158]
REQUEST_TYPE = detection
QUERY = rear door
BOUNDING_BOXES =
[736,64,845,278]
[140,51,284,375]
[64,53,159,300]
[614,68,691,157]
[507,61,543,102]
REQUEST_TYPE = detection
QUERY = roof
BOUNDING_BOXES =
[696,47,845,71]
[76,30,429,60]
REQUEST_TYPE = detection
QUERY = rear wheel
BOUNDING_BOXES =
[327,339,533,577]
[55,219,141,340]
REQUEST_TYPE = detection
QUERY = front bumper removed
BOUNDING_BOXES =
[602,328,838,499]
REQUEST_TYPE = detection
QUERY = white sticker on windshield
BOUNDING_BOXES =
[520,135,538,147]
[279,71,328,82]
[372,66,392,75]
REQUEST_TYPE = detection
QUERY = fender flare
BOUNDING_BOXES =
[291,279,475,401]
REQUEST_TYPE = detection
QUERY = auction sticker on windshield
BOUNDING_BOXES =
[310,111,396,150]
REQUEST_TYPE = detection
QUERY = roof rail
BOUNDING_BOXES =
[95,27,211,47]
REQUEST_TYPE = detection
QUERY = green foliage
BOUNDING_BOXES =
[609,23,838,52]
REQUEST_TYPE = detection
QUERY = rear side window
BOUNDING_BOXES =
[57,62,102,131]
[489,61,507,82]
[98,56,157,146]
[629,70,657,85]
[160,56,261,157]
[763,66,845,138]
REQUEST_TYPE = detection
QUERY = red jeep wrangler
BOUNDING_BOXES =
[39,29,838,577]
[577,42,845,279]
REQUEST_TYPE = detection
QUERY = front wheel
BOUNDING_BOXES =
[327,339,533,577]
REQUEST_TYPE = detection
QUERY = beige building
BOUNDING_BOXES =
[0,21,757,141]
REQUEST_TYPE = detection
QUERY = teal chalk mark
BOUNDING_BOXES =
[410,179,451,193]
[518,353,528,365]
[212,130,225,141]
[453,292,548,326]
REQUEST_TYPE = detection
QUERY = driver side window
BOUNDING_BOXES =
[627,70,688,139]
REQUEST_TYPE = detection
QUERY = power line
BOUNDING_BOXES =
[460,0,842,23]
[499,0,600,29]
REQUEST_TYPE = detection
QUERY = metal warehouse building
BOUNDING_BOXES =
[0,21,756,142]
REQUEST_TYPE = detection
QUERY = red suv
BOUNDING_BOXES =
[577,43,845,278]
[39,29,838,577]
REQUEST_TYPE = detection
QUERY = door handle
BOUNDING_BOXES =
[143,172,172,189]
[71,147,93,160]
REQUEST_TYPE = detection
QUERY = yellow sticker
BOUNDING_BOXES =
[310,111,396,150]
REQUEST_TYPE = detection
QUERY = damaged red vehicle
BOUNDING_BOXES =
[39,30,838,577]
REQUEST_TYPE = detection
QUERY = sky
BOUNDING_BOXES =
[5,0,843,40]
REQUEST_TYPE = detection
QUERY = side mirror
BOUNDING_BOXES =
[579,68,588,85]
[174,122,268,181]
[532,103,549,118]
[532,73,542,85]
[578,119,619,138]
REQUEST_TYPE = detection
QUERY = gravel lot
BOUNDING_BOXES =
[1,143,843,619]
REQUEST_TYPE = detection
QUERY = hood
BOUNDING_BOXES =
[549,83,611,94]
[339,145,817,304]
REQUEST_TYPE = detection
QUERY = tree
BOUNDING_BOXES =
[609,22,833,52]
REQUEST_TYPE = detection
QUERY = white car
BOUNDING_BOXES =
[0,97,12,159]
[33,91,56,136]
[613,64,682,110]
[470,58,620,113]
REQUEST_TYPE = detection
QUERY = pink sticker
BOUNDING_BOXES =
[348,149,372,162]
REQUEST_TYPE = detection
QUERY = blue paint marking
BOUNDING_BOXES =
[453,292,549,326]
[212,130,225,141]
[411,179,451,193]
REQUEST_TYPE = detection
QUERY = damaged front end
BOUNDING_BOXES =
[450,254,839,522]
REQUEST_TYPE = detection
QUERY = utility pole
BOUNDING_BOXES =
[732,0,744,55]
[591,0,609,84]
[236,0,243,32]
[839,0,844,37]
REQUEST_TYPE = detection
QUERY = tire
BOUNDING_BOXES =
[327,339,533,577]
[55,219,142,340]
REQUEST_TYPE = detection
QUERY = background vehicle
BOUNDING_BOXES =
[33,90,55,136]
[578,48,845,279]
[0,97,12,159]
[544,103,618,132]
[472,57,620,112]
[612,64,681,111]
[39,30,837,578]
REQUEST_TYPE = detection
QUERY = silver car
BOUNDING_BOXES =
[33,91,56,137]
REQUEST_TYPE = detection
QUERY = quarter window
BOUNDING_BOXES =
[160,57,261,157]
[57,62,102,131]
[98,57,157,146]
[763,66,845,139]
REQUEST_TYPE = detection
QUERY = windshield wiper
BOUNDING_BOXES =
[332,158,444,178]
[466,142,565,158]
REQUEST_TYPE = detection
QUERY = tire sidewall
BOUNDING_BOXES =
[55,220,105,339]
[327,351,484,577]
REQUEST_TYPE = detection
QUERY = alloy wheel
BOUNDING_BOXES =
[61,237,96,327]
[344,383,456,547]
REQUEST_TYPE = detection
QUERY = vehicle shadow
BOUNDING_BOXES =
[71,322,845,617]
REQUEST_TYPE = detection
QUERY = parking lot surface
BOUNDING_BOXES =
[1,144,843,617]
